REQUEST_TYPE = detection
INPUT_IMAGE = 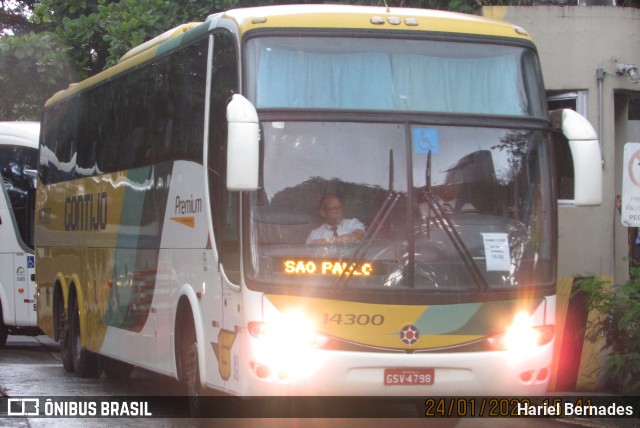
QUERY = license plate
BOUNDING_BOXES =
[384,368,434,385]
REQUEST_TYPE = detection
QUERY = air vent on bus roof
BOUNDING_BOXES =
[578,0,615,4]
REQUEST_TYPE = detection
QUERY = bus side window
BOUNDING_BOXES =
[208,30,240,283]
[48,102,79,182]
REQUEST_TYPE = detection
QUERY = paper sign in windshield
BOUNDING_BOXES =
[482,233,511,271]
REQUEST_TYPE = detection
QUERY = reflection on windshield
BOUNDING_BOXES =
[245,122,554,295]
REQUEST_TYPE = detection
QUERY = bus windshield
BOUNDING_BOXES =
[246,36,546,117]
[244,35,554,298]
[245,121,555,296]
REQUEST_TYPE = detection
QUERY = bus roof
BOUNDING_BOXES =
[44,5,532,107]
[218,4,531,40]
[0,122,40,149]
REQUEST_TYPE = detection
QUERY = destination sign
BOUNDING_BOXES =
[279,259,374,277]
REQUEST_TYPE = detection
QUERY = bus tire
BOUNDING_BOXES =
[58,295,74,372]
[69,297,99,377]
[101,355,134,381]
[54,292,74,373]
[60,323,75,372]
[0,304,8,348]
[178,314,205,417]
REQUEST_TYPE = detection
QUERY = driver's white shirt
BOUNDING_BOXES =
[306,218,365,244]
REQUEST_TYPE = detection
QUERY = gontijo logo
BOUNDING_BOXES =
[64,192,108,231]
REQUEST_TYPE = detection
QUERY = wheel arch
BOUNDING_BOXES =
[0,286,8,326]
[174,285,206,385]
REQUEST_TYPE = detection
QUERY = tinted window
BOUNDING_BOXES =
[40,37,210,184]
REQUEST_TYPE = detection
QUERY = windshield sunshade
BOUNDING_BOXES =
[246,37,546,117]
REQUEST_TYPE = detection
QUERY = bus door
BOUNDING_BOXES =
[0,191,36,329]
[12,253,36,327]
[216,192,242,392]
[11,181,37,328]
[218,192,242,391]
[0,142,38,329]
[220,269,242,392]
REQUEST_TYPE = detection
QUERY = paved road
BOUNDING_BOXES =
[0,335,635,428]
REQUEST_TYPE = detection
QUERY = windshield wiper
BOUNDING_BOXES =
[334,150,399,290]
[423,152,489,292]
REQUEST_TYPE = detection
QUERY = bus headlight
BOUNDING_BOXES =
[248,311,328,382]
[248,320,329,349]
[487,311,554,353]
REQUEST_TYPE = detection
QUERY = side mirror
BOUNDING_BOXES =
[550,109,602,206]
[226,94,259,191]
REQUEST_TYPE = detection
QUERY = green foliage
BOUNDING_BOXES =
[1,0,217,119]
[0,0,39,35]
[576,273,640,394]
[33,0,216,77]
[0,31,76,119]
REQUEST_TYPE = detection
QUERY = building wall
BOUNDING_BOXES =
[483,6,640,282]
[484,6,640,391]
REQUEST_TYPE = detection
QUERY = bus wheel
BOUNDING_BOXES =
[179,318,205,417]
[69,298,99,377]
[101,355,133,381]
[0,305,8,348]
[58,296,74,372]
[60,323,75,372]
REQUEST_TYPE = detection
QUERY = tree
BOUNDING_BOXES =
[0,0,217,120]
[0,31,76,119]
[0,0,39,36]
[32,0,217,76]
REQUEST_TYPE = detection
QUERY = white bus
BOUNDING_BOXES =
[0,121,39,347]
[36,5,602,415]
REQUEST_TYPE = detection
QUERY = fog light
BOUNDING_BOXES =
[277,370,289,382]
[536,367,549,382]
[519,370,534,383]
[252,363,271,379]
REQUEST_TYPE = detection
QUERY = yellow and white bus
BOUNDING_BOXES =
[0,121,39,346]
[36,5,602,412]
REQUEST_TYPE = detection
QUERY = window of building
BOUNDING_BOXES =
[630,97,640,120]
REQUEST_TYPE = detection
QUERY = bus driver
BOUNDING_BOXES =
[306,193,365,245]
